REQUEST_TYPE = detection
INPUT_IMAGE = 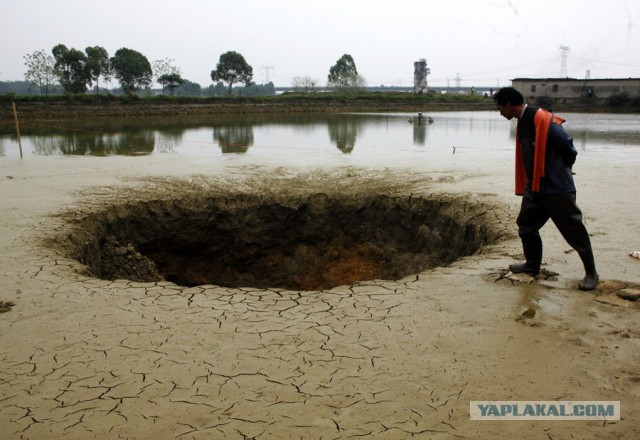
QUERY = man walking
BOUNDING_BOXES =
[494,87,598,291]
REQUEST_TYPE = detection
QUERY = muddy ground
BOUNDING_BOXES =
[1,144,639,439]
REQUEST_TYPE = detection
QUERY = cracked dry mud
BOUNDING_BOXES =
[1,164,639,440]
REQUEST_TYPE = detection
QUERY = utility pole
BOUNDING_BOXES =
[559,45,570,77]
[455,73,462,88]
[261,65,274,84]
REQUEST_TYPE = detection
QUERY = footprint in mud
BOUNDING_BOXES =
[493,268,559,285]
[515,309,544,327]
[0,301,16,313]
[493,269,640,310]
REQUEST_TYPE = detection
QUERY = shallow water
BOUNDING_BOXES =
[2,111,640,166]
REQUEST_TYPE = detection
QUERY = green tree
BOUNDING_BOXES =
[327,54,366,90]
[204,81,228,97]
[210,51,253,95]
[85,46,111,92]
[52,44,91,94]
[153,58,183,94]
[158,73,185,95]
[0,80,33,95]
[110,48,153,94]
[174,79,202,97]
[23,49,56,95]
[240,82,276,96]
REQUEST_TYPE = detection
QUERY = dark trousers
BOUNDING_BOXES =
[516,191,594,269]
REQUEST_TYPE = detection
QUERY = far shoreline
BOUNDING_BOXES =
[1,93,636,122]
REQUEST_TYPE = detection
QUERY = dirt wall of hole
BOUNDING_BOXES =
[53,192,505,291]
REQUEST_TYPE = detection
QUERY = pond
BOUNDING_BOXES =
[2,111,640,165]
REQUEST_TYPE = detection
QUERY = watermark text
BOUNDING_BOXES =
[470,401,620,420]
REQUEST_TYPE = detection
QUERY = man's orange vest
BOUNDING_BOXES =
[515,108,565,195]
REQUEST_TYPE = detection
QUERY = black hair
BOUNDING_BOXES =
[493,87,524,106]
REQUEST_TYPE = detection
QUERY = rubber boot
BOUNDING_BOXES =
[509,236,542,275]
[578,249,599,291]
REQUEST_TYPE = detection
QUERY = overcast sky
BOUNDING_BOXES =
[2,0,639,89]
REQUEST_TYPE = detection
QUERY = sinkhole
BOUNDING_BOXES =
[60,192,502,291]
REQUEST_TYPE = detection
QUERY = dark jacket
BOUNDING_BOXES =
[515,106,578,195]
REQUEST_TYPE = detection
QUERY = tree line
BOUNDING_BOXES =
[12,44,366,97]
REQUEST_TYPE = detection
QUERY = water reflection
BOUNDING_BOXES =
[155,127,186,154]
[410,113,430,146]
[31,130,156,156]
[327,116,359,153]
[1,112,639,159]
[213,125,254,153]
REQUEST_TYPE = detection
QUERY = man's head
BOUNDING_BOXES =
[493,87,525,120]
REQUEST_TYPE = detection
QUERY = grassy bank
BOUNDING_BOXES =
[1,91,634,122]
[1,92,493,121]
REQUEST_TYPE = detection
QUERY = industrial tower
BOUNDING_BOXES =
[414,59,430,94]
[559,45,570,77]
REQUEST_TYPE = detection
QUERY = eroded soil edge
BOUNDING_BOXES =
[43,172,511,291]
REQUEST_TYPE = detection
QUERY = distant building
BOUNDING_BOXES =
[414,59,430,94]
[512,77,640,101]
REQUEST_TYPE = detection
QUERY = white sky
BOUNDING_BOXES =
[2,0,639,88]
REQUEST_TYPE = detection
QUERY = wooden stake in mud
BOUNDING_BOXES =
[11,102,24,159]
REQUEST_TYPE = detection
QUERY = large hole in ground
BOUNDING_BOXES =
[61,193,501,291]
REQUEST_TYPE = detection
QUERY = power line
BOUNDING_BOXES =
[433,57,558,82]
[568,56,640,69]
